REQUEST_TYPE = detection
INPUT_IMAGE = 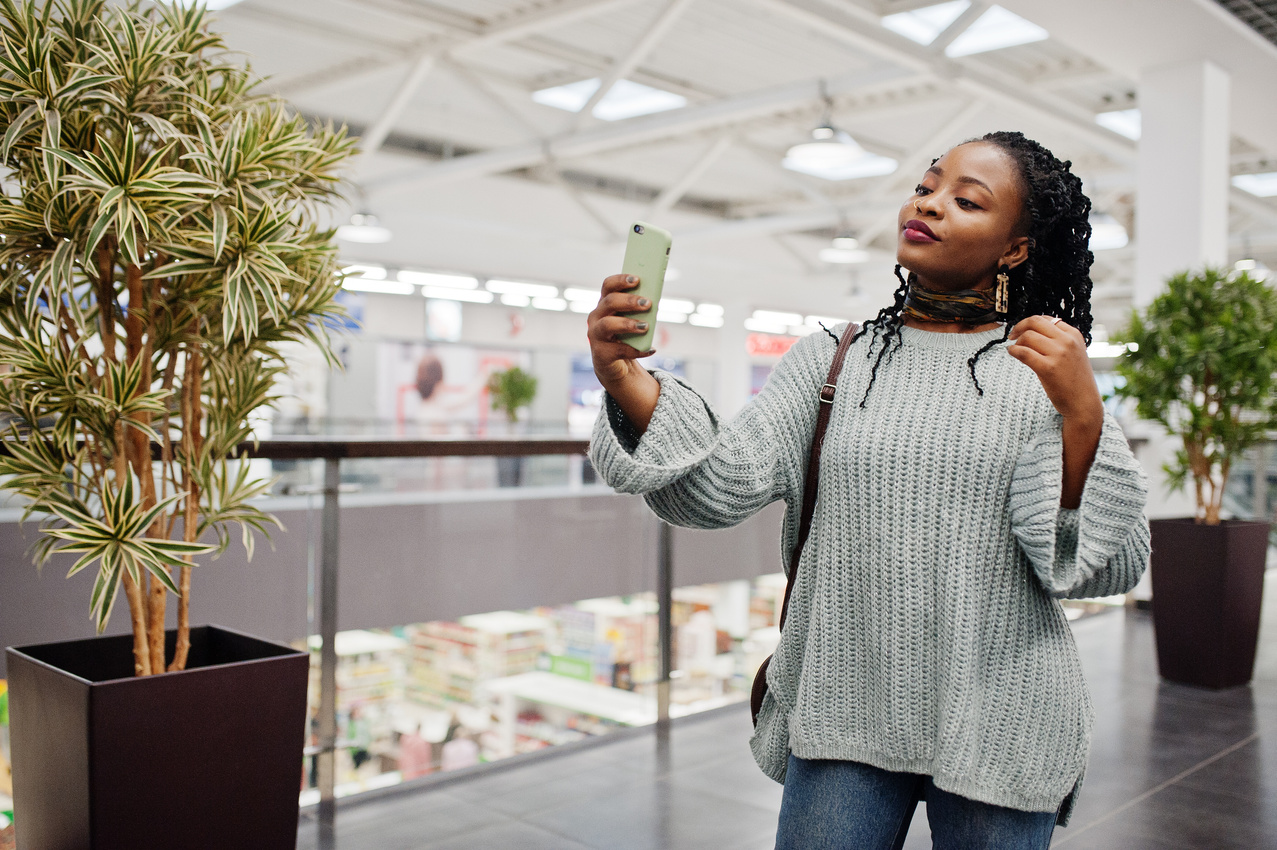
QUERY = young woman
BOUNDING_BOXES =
[585,131,1150,849]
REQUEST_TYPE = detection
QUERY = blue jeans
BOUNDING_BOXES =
[775,755,1057,850]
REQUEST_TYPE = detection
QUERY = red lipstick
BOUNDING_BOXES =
[903,219,939,242]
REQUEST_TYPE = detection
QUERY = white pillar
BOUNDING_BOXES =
[717,300,751,417]
[1134,60,1230,308]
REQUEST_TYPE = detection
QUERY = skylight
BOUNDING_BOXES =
[944,6,1048,57]
[881,1,971,45]
[1095,109,1141,141]
[532,78,687,121]
[1088,213,1129,251]
[1232,172,1277,197]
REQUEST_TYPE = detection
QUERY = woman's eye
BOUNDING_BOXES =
[956,198,981,210]
[914,184,931,195]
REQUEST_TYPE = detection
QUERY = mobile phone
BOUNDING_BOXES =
[617,221,672,352]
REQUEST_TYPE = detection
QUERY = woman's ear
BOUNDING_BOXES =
[1002,235,1031,270]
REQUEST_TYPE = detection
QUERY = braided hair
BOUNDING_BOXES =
[846,130,1095,406]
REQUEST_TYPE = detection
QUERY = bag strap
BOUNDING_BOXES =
[776,323,859,630]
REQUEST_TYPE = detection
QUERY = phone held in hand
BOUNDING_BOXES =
[618,221,672,352]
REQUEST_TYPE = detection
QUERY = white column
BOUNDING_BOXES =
[717,300,751,417]
[1134,60,1230,308]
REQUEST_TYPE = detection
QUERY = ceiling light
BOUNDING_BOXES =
[695,302,724,318]
[531,296,567,311]
[1088,213,1128,251]
[501,293,531,307]
[343,277,414,295]
[689,313,724,328]
[177,0,244,8]
[744,317,791,334]
[783,128,898,181]
[1234,257,1271,281]
[753,309,803,326]
[397,270,479,289]
[486,279,559,298]
[1095,109,1141,141]
[342,264,387,280]
[831,234,859,250]
[563,287,601,302]
[569,300,594,313]
[819,248,870,264]
[805,314,848,328]
[336,211,392,244]
[532,78,686,121]
[1232,172,1277,197]
[422,286,493,303]
[880,0,971,45]
[660,297,696,313]
[657,308,687,324]
[944,6,1048,57]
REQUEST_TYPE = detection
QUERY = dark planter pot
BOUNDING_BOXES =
[1149,518,1272,689]
[6,625,309,850]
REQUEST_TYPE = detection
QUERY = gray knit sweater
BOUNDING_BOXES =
[589,322,1150,826]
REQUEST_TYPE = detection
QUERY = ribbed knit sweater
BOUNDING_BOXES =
[589,322,1151,827]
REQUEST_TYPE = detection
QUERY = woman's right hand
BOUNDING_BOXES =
[587,273,661,432]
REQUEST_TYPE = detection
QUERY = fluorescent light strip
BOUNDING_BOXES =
[342,264,387,280]
[657,309,687,324]
[695,303,725,318]
[689,313,724,328]
[343,278,415,295]
[744,317,790,334]
[501,293,531,307]
[398,270,479,289]
[487,279,559,298]
[753,309,803,326]
[660,298,695,314]
[422,286,493,303]
[563,287,601,302]
[532,296,567,311]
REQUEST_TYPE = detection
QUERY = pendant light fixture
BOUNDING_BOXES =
[783,81,898,182]
[336,188,393,244]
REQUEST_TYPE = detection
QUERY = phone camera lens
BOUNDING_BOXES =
[633,224,645,234]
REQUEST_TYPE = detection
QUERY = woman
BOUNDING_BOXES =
[585,131,1151,849]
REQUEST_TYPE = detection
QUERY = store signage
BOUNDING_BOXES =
[746,332,799,358]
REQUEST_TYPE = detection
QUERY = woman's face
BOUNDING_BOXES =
[895,141,1030,291]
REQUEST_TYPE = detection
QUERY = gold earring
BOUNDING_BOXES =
[995,269,1009,314]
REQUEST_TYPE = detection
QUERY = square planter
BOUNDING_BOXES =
[6,625,309,850]
[1149,518,1271,689]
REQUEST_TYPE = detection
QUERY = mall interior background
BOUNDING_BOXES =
[1,0,1276,818]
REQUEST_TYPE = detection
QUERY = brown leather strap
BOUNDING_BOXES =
[776,323,858,630]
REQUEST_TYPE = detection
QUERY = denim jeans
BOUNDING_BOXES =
[775,755,1057,850]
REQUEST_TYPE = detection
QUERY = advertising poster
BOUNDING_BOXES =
[377,342,531,435]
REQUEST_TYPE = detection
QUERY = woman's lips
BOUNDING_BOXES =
[903,219,939,243]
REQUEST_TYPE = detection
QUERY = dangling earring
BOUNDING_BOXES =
[995,265,1010,315]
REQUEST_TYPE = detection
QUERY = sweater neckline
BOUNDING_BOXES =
[895,323,1007,351]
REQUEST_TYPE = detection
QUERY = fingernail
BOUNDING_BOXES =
[635,322,648,331]
[637,298,650,308]
[626,276,637,284]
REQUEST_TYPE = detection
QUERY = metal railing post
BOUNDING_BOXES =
[317,457,341,836]
[657,520,673,725]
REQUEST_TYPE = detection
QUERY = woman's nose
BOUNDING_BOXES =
[915,194,941,217]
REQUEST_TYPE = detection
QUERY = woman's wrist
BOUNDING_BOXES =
[603,366,661,434]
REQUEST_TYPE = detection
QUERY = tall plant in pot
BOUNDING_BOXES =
[487,365,537,486]
[1112,266,1277,689]
[0,1,355,846]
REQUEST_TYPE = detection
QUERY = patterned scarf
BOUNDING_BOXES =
[902,274,999,325]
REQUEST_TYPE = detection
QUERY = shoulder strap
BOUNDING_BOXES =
[776,323,859,630]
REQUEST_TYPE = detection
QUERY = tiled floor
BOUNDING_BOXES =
[299,581,1277,849]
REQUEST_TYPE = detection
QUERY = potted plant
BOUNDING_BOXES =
[0,1,355,846]
[487,365,537,486]
[1112,266,1277,689]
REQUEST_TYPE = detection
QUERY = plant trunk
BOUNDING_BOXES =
[120,571,152,676]
[171,343,203,672]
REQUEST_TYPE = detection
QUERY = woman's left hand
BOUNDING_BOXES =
[1006,316,1104,424]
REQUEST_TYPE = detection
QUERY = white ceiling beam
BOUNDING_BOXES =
[927,1,987,55]
[570,0,697,131]
[646,133,734,220]
[275,0,641,99]
[364,64,920,195]
[358,51,439,160]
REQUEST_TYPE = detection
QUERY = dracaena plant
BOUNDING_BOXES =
[1111,266,1277,525]
[0,0,357,675]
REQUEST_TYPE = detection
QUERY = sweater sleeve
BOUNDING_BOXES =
[588,327,837,530]
[1008,410,1151,599]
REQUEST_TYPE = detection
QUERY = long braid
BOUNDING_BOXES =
[858,130,1096,402]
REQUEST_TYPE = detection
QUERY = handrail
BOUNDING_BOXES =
[233,435,590,460]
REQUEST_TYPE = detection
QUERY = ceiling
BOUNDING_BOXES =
[205,0,1277,333]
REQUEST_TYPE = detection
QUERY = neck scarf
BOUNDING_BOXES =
[902,274,1000,325]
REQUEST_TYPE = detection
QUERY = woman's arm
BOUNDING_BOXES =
[589,328,837,531]
[1009,410,1151,598]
